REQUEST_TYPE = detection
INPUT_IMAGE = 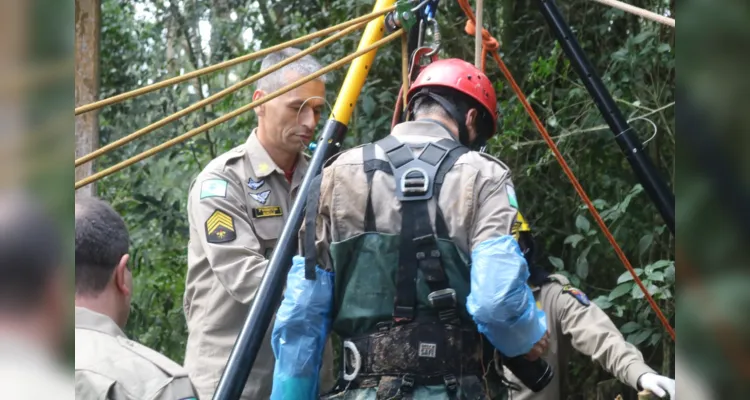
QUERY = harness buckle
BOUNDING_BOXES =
[400,374,415,393]
[443,374,458,393]
[427,288,456,309]
[400,167,429,196]
[342,340,362,382]
[429,288,459,324]
[393,305,415,322]
[376,321,393,332]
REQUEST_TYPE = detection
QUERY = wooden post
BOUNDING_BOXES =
[75,0,100,197]
[475,0,483,68]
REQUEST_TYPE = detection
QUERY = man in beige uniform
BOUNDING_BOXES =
[183,48,333,399]
[75,196,197,400]
[504,220,675,399]
[271,58,549,400]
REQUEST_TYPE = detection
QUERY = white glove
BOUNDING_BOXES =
[638,372,676,399]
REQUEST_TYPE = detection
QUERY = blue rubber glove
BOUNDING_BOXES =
[466,235,547,357]
[271,256,335,400]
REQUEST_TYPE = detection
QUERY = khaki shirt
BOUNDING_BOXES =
[184,130,333,399]
[1,334,73,399]
[504,274,656,400]
[308,119,519,275]
[75,307,197,400]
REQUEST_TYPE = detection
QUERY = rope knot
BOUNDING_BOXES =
[463,19,500,72]
[464,20,499,51]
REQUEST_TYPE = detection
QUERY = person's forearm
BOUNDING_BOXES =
[271,256,334,400]
[466,235,547,357]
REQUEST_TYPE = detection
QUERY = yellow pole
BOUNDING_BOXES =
[330,0,397,125]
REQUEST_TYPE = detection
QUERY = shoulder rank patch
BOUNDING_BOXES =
[205,209,236,243]
[200,179,228,199]
[562,284,590,306]
[253,206,283,218]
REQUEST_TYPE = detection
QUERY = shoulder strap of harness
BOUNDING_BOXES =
[303,145,368,279]
[433,142,469,238]
[370,134,466,324]
[304,173,324,280]
[363,143,392,232]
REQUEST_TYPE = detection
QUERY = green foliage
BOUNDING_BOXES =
[96,0,674,392]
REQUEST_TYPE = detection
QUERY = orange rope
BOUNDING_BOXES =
[457,0,676,341]
[464,19,498,73]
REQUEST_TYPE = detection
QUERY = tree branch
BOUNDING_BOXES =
[169,1,217,159]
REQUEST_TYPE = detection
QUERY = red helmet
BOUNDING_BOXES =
[407,58,498,135]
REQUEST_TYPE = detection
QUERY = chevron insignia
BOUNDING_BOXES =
[249,190,271,204]
[205,209,236,243]
[247,177,265,191]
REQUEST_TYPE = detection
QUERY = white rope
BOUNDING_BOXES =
[592,0,675,28]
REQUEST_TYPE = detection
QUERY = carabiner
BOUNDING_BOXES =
[424,17,441,57]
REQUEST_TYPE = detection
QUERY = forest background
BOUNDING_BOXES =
[80,0,676,397]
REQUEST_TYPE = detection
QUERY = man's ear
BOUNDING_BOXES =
[253,90,266,117]
[466,108,479,140]
[114,254,131,297]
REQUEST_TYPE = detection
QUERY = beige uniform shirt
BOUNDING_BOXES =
[505,274,656,400]
[184,130,333,399]
[1,334,73,399]
[75,307,197,400]
[308,119,520,276]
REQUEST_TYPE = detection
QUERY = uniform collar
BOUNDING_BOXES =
[75,306,126,338]
[391,120,458,142]
[245,128,309,179]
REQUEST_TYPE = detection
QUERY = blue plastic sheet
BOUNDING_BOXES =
[271,256,335,400]
[466,235,547,357]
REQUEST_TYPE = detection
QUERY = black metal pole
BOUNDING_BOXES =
[211,120,347,400]
[535,0,675,235]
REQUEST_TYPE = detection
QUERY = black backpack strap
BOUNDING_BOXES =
[432,139,470,239]
[304,174,324,280]
[362,143,392,232]
[375,135,463,324]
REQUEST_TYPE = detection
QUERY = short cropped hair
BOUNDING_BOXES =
[411,88,495,134]
[75,196,130,296]
[256,47,327,93]
[0,192,62,312]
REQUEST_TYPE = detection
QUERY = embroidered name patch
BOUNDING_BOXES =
[205,210,236,243]
[562,284,590,307]
[200,179,227,199]
[252,206,283,218]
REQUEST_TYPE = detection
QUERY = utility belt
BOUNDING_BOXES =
[339,320,485,391]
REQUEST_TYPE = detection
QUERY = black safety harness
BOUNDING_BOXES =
[305,121,493,398]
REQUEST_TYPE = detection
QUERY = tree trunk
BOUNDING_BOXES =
[75,0,100,197]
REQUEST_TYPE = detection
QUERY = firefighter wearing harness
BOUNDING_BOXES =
[269,58,550,399]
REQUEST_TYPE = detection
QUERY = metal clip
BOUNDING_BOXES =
[443,374,458,393]
[342,340,361,381]
[400,374,415,392]
[425,17,441,57]
[427,288,456,309]
[400,167,429,195]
